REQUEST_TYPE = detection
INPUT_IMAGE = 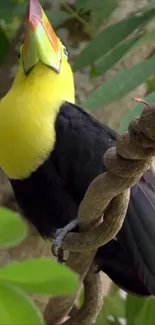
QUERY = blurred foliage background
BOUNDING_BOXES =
[1,0,155,324]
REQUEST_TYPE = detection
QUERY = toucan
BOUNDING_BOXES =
[0,0,155,296]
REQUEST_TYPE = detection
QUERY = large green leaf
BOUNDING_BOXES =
[83,55,155,110]
[73,9,155,71]
[91,35,142,77]
[0,283,44,325]
[119,91,155,132]
[126,295,146,325]
[0,208,27,248]
[134,297,155,325]
[0,258,79,295]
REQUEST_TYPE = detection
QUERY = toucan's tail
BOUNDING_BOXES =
[95,169,155,296]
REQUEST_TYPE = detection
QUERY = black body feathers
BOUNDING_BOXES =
[10,102,155,296]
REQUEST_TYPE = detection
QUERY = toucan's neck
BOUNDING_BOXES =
[0,63,75,180]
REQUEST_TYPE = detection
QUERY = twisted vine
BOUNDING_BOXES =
[44,99,155,325]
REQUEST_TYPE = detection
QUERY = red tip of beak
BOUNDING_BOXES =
[25,0,60,58]
[26,0,42,31]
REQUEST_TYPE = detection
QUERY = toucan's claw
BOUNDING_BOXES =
[51,219,78,263]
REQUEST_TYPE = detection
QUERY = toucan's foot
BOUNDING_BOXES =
[51,219,78,263]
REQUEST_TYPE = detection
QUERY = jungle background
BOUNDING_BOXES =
[1,0,155,324]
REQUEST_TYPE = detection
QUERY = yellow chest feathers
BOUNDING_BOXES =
[0,63,75,179]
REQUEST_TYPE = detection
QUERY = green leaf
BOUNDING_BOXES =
[46,11,71,29]
[0,283,44,325]
[0,258,79,295]
[73,9,155,71]
[126,295,146,325]
[83,55,155,110]
[119,91,155,132]
[134,297,155,325]
[0,27,9,64]
[91,35,142,77]
[0,208,27,249]
[97,288,125,324]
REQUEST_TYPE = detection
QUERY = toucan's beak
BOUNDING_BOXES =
[23,0,62,75]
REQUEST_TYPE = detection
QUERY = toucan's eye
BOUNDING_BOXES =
[18,52,21,59]
[63,48,69,58]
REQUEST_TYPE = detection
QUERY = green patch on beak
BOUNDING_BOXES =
[23,0,62,75]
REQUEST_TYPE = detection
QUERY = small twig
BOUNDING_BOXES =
[132,96,152,108]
